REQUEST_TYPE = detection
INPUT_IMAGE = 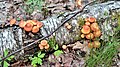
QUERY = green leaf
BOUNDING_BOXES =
[7,55,14,61]
[4,61,9,67]
[38,53,45,58]
[37,52,41,56]
[53,44,58,50]
[31,59,37,66]
[37,58,42,65]
[10,55,14,59]
[33,64,37,67]
[32,57,37,60]
[4,49,8,57]
[7,58,11,61]
[54,50,63,57]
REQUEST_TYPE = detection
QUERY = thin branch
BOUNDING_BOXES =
[0,0,96,62]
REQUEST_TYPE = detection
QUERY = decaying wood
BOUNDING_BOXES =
[0,1,120,61]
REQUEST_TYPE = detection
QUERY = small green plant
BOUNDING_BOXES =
[29,51,45,67]
[48,37,63,57]
[24,0,44,14]
[53,44,63,57]
[0,49,14,67]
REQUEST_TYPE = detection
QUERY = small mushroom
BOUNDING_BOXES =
[93,41,101,48]
[88,17,96,23]
[90,23,100,31]
[81,34,85,38]
[19,20,26,28]
[81,25,90,34]
[39,44,44,50]
[93,30,101,37]
[45,44,50,49]
[86,33,94,39]
[62,45,67,50]
[24,22,33,32]
[10,19,16,26]
[40,40,48,46]
[32,26,39,33]
[66,25,72,30]
[85,21,90,26]
[36,21,43,28]
[76,0,82,8]
[88,42,94,48]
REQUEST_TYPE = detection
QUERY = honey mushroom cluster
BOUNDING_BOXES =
[81,17,102,48]
[19,20,43,33]
[39,40,49,50]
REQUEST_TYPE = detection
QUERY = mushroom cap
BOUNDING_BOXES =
[45,44,49,49]
[19,20,26,28]
[64,23,69,27]
[88,42,94,48]
[88,17,96,23]
[93,41,100,48]
[85,21,90,26]
[40,40,48,46]
[24,22,33,32]
[39,44,44,49]
[93,30,101,37]
[81,25,90,34]
[86,33,94,39]
[81,34,85,38]
[90,23,100,31]
[62,45,67,50]
[37,21,43,28]
[76,0,82,7]
[32,26,39,33]
[67,25,72,30]
[10,19,16,26]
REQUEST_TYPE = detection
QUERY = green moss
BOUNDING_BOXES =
[77,17,85,27]
[112,12,120,21]
[111,12,120,31]
[74,35,81,41]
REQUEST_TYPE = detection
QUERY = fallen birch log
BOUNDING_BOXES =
[0,1,120,59]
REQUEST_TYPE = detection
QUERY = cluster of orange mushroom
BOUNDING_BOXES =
[9,19,43,33]
[39,40,49,50]
[19,20,43,33]
[81,17,102,48]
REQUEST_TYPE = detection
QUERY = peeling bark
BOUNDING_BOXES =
[0,27,23,57]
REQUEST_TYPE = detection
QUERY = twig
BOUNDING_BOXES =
[0,0,96,62]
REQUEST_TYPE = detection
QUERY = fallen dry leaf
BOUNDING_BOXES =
[72,41,84,49]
